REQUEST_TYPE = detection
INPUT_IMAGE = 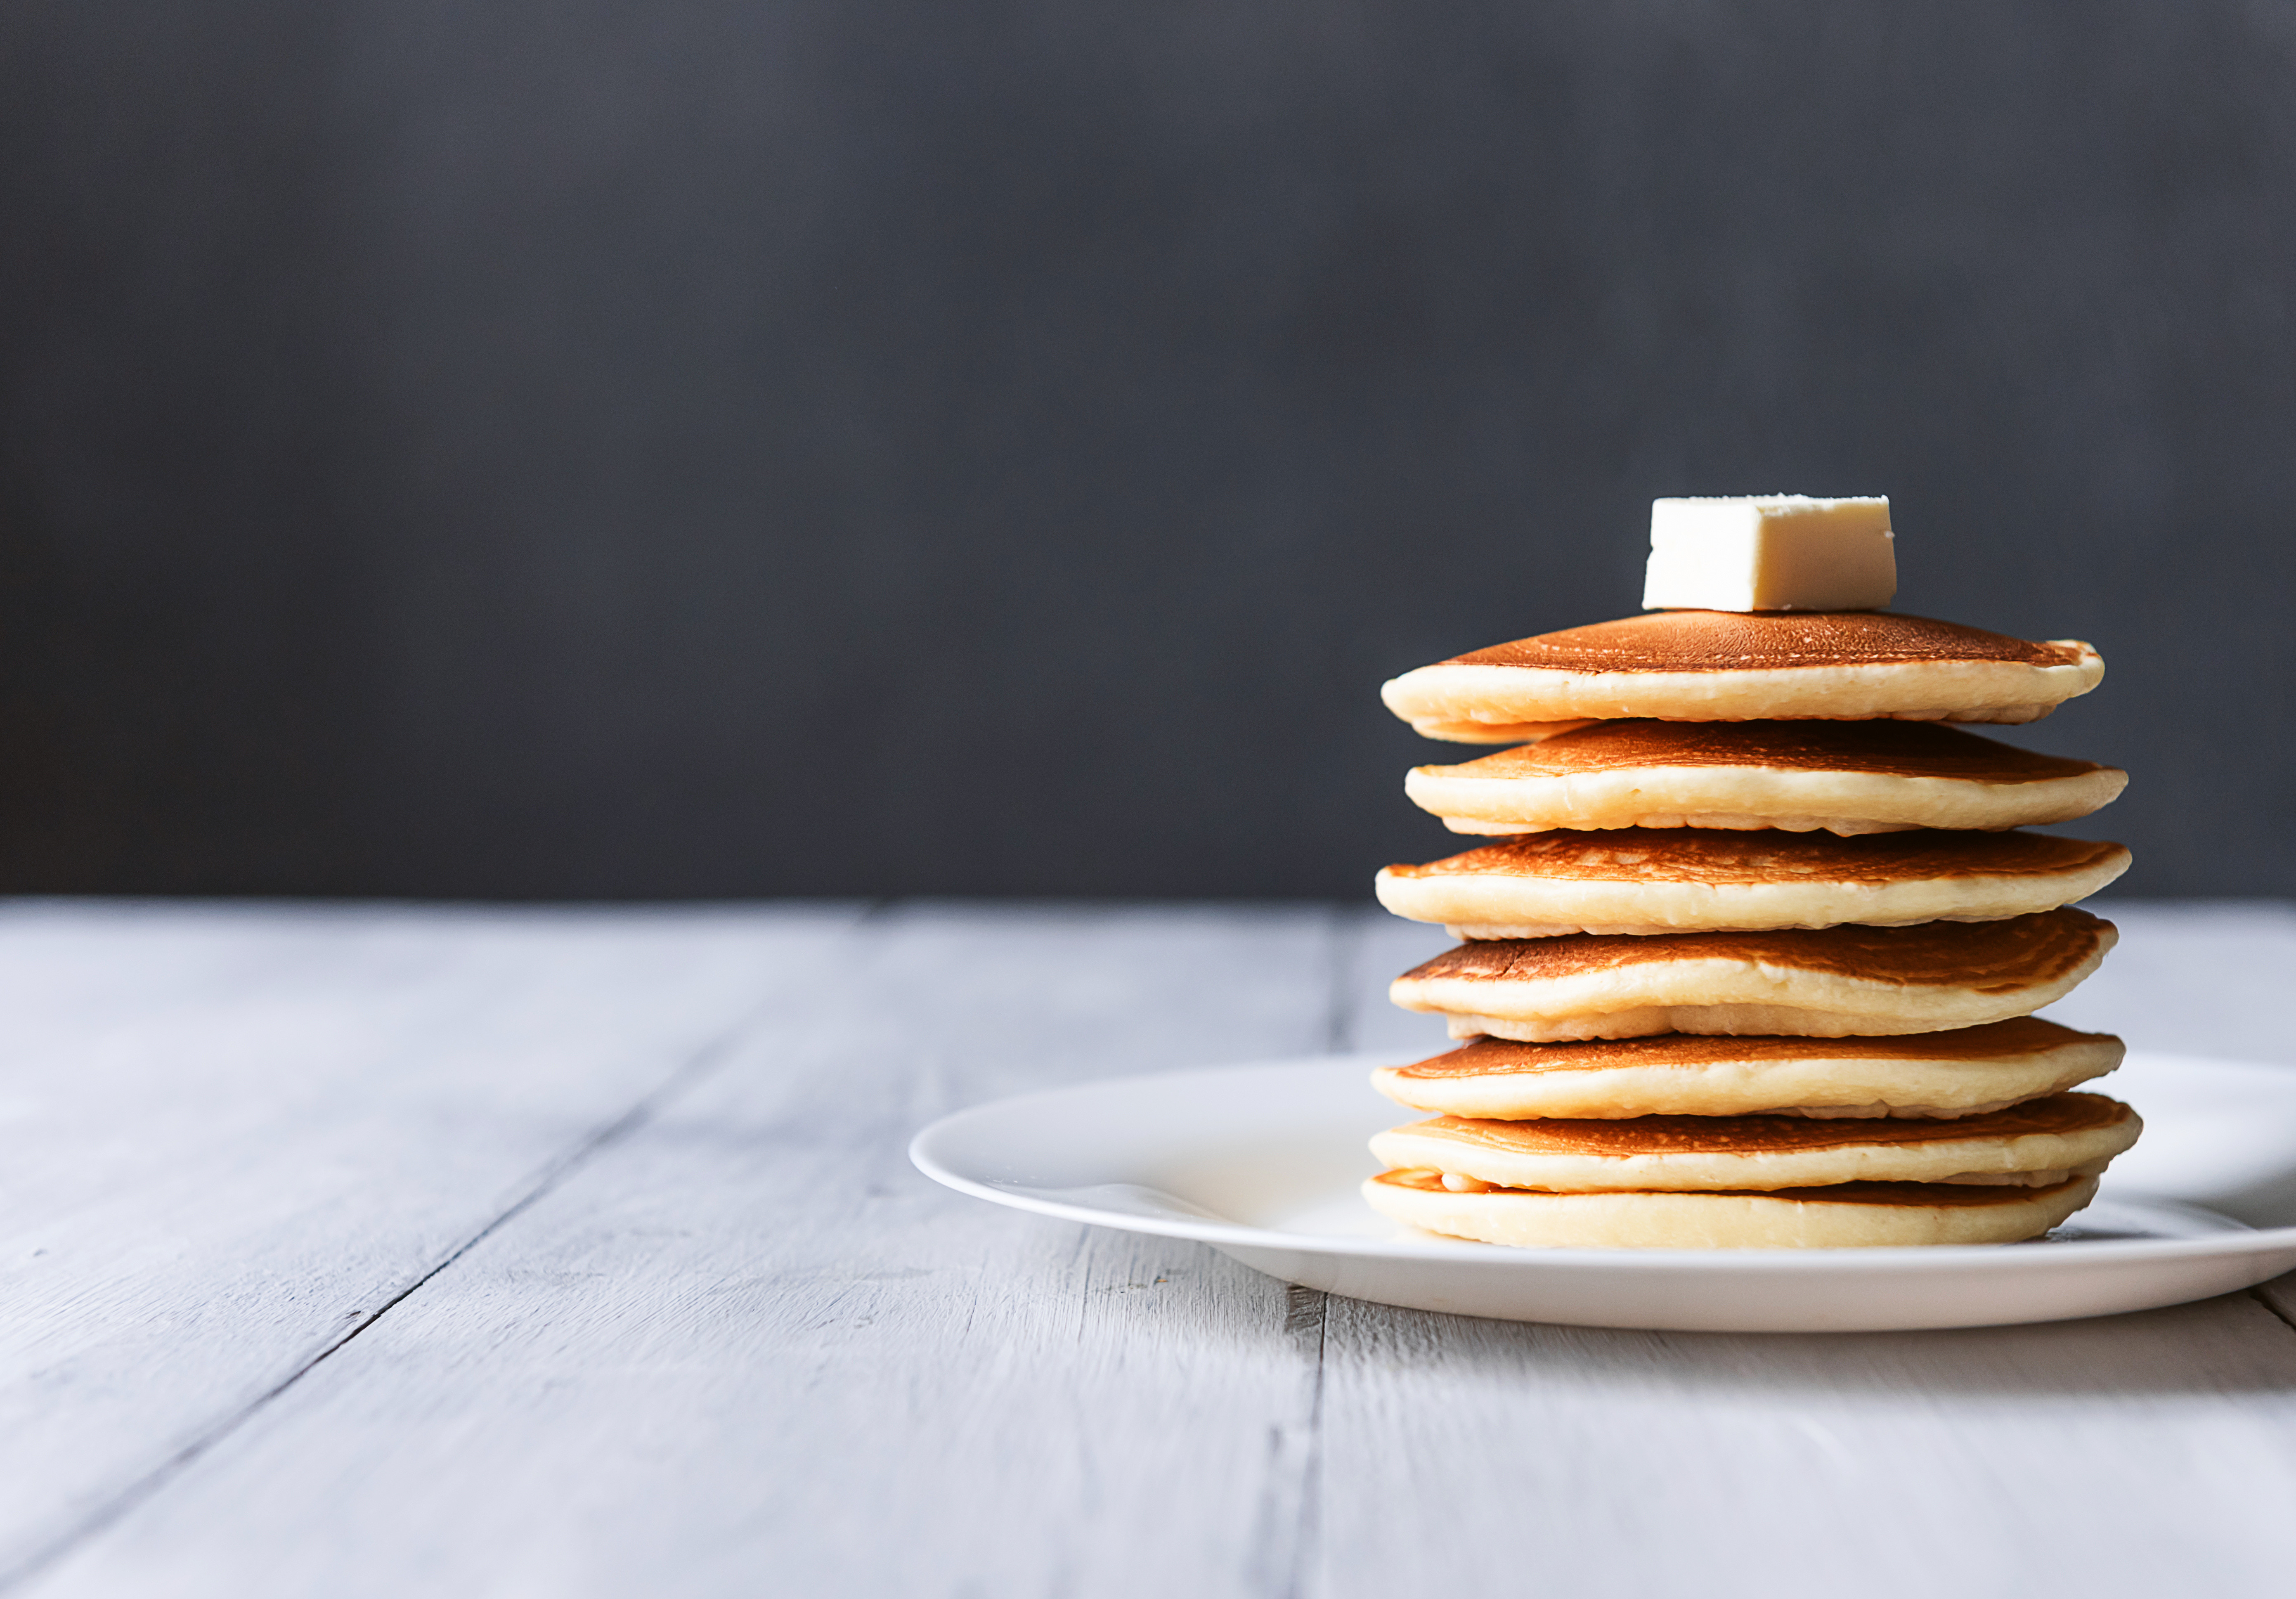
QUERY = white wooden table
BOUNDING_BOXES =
[2,899,2293,1599]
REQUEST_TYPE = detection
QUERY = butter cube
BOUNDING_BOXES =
[1641,496,1896,613]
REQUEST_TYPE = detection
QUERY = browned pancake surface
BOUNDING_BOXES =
[1373,1168,2085,1209]
[1441,719,2105,783]
[1385,829,2123,887]
[1418,1091,2129,1157]
[1392,1018,2116,1079]
[1401,908,2110,992]
[1452,612,2083,673]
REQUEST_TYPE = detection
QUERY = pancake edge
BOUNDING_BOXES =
[1405,761,2129,835]
[1390,925,2116,1041]
[1367,1100,2142,1192]
[1381,649,2104,729]
[1402,718,1594,745]
[1367,1031,2125,1119]
[1371,844,2133,936]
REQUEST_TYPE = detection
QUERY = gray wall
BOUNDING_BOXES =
[1,0,2290,898]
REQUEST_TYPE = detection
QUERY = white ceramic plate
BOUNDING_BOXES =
[910,1050,2296,1332]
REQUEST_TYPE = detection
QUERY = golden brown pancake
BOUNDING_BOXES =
[1405,719,2128,835]
[1370,1092,2139,1192]
[1459,612,2077,671]
[1404,718,1596,746]
[1381,611,2104,736]
[1363,1168,2100,1248]
[1375,828,2130,937]
[1388,907,2116,1041]
[1371,1017,2124,1119]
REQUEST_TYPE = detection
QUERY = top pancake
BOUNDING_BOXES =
[1405,718,2127,835]
[1382,611,2105,738]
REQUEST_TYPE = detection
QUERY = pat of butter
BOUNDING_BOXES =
[1641,495,1896,613]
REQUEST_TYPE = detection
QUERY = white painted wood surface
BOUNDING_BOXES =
[0,901,864,1584]
[0,898,2290,1599]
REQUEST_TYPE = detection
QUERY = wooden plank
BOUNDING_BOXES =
[1336,905,1452,1059]
[19,901,2296,1599]
[2043,899,2296,1064]
[0,900,862,1587]
[24,904,1345,1599]
[1312,1291,2296,1597]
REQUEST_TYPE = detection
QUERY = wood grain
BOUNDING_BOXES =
[26,904,1345,1597]
[1314,1294,2296,1598]
[1338,909,1452,1058]
[2041,900,2296,1064]
[0,901,863,1586]
[4,899,2294,1599]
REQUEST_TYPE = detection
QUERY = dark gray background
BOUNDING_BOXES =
[0,0,2289,899]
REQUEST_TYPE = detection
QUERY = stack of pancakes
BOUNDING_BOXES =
[1360,609,2141,1248]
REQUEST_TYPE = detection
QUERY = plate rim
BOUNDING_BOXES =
[909,1052,2296,1274]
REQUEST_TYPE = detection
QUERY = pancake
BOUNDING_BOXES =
[1374,828,2130,937]
[1405,719,2127,836]
[1362,1168,2098,1248]
[1405,717,1595,746]
[1369,1092,2139,1193]
[1381,612,2104,736]
[1389,908,2115,1041]
[1371,1018,2124,1120]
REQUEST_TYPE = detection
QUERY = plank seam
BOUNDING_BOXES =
[1286,1292,1327,1599]
[2250,1286,2296,1337]
[1290,902,1344,1594]
[0,962,837,1597]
